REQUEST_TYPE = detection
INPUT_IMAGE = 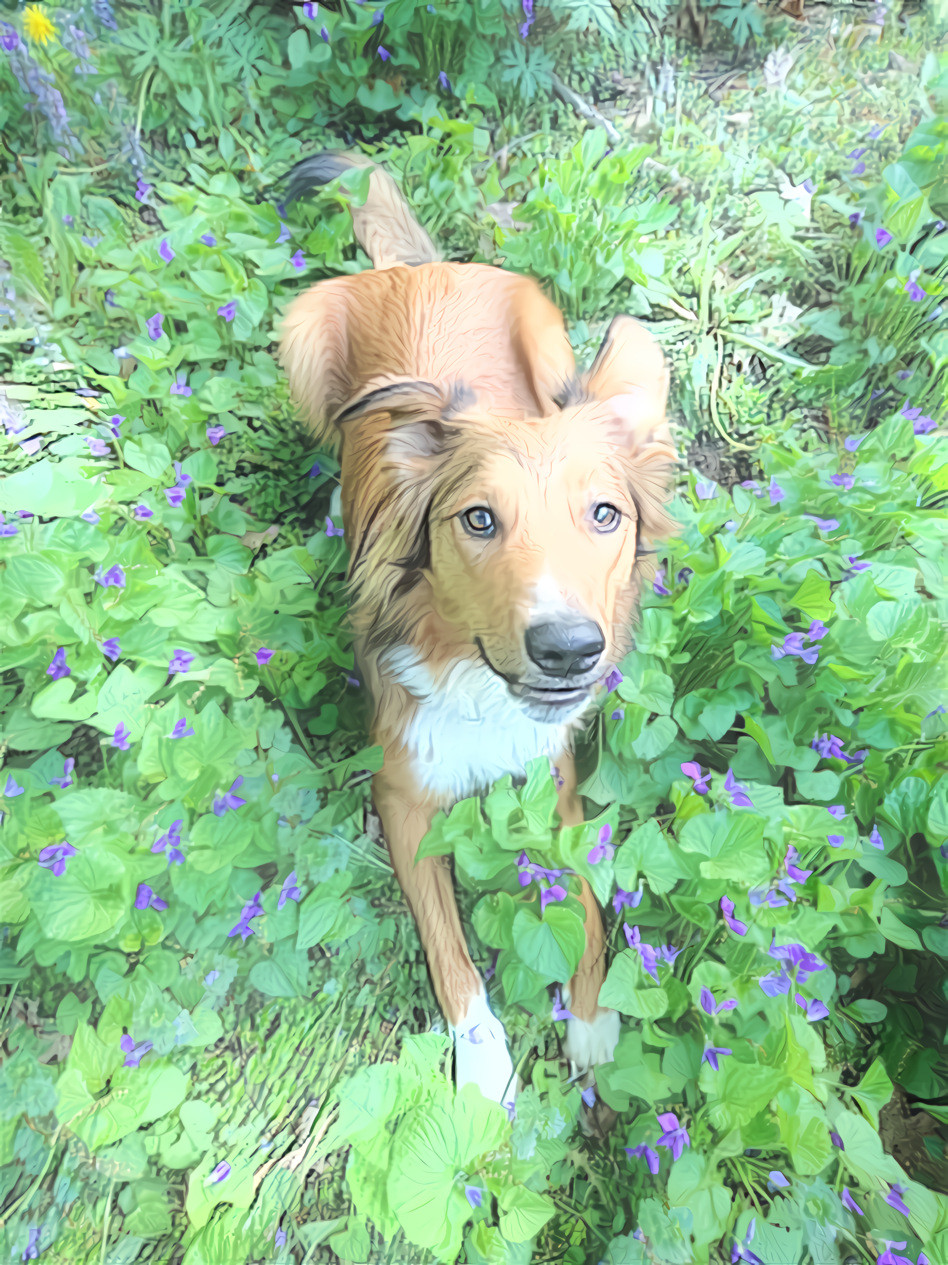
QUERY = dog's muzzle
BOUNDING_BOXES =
[477,623,605,714]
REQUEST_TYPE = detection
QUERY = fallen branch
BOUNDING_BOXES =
[549,72,621,146]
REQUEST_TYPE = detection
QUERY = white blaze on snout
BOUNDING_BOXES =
[529,572,575,625]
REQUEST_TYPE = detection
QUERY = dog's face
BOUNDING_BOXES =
[424,406,647,722]
[341,384,676,725]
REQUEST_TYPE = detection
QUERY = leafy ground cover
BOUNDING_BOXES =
[0,0,946,1261]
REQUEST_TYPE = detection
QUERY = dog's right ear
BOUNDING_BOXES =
[332,378,467,478]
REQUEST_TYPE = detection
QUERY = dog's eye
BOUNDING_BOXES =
[592,503,621,532]
[461,506,496,537]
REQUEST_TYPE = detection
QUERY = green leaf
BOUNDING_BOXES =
[296,873,353,951]
[28,846,126,941]
[849,1056,894,1129]
[511,905,585,983]
[677,812,770,883]
[0,458,100,517]
[599,952,669,1019]
[878,905,923,950]
[123,436,173,479]
[387,1097,507,1256]
[498,1187,555,1242]
[843,998,888,1023]
[31,677,97,722]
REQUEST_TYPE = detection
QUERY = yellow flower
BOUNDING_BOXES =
[23,5,58,45]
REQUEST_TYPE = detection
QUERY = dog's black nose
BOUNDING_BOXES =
[524,619,605,678]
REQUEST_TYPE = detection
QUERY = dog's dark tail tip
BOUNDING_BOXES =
[285,149,369,206]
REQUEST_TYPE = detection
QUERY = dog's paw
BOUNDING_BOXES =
[450,990,516,1115]
[562,1006,620,1078]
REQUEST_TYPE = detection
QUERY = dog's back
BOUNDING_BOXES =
[279,151,578,449]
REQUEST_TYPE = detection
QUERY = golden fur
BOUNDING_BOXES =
[279,150,676,1106]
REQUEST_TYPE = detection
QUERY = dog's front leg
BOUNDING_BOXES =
[373,757,516,1112]
[554,751,621,1078]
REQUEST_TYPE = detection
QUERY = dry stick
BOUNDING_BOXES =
[549,72,622,145]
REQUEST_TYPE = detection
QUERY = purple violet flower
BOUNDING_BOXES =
[720,895,748,936]
[278,872,301,909]
[49,758,75,789]
[552,987,574,1021]
[94,564,124,586]
[111,723,131,750]
[885,1183,910,1217]
[146,312,164,341]
[700,986,737,1016]
[681,761,710,794]
[169,649,194,674]
[38,841,77,876]
[134,883,168,911]
[228,891,263,941]
[217,300,236,321]
[624,1143,660,1174]
[256,647,274,666]
[47,647,71,680]
[724,769,753,807]
[169,718,194,739]
[120,1034,153,1067]
[602,666,623,691]
[588,822,614,865]
[701,1042,732,1070]
[772,632,819,664]
[656,1111,690,1161]
[877,1244,913,1265]
[784,845,812,883]
[207,425,227,445]
[794,993,829,1022]
[213,776,246,816]
[613,887,642,914]
[840,1186,863,1214]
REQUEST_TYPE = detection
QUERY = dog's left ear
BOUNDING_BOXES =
[585,315,675,458]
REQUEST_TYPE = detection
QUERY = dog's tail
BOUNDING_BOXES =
[285,149,441,270]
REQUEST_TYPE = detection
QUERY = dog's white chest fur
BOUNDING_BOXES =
[380,646,571,800]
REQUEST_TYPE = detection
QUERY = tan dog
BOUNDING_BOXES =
[279,150,676,1112]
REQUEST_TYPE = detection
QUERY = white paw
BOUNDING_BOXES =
[450,989,516,1113]
[563,1007,620,1078]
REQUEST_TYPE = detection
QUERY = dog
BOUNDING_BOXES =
[279,150,676,1113]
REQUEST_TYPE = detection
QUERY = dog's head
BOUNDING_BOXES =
[331,317,677,724]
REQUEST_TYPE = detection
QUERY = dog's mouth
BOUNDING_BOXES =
[475,638,599,710]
